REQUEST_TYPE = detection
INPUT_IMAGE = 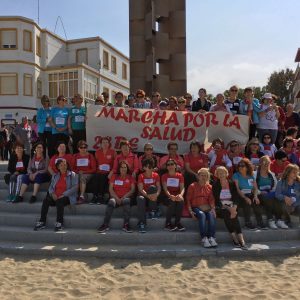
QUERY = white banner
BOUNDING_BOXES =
[86,105,249,154]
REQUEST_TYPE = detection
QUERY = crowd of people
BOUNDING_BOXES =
[3,85,300,249]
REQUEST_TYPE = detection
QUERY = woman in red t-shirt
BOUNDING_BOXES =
[227,140,245,172]
[136,158,161,233]
[90,137,116,204]
[184,141,208,186]
[72,140,96,204]
[48,141,73,175]
[98,161,135,233]
[138,143,160,172]
[161,159,185,231]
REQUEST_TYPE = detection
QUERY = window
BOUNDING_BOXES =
[111,56,117,74]
[76,48,88,64]
[23,74,33,96]
[103,50,109,69]
[111,90,117,100]
[122,63,127,80]
[23,30,32,52]
[0,29,17,49]
[48,71,78,102]
[36,35,41,56]
[0,73,18,95]
[37,79,42,98]
[84,73,98,100]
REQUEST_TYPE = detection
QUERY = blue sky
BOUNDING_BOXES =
[1,0,300,96]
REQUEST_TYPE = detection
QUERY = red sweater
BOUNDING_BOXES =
[186,183,215,208]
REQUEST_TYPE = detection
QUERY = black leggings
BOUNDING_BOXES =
[258,194,283,220]
[238,194,263,224]
[165,200,184,225]
[218,208,242,234]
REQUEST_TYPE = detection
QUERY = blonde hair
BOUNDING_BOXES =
[214,166,229,179]
[281,164,300,181]
[198,168,210,182]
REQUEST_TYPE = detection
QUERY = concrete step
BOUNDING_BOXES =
[0,226,299,246]
[1,239,300,259]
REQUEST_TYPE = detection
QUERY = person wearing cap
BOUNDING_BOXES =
[210,93,231,113]
[192,88,212,112]
[110,140,139,178]
[150,92,161,109]
[114,92,128,108]
[134,89,151,109]
[68,94,86,154]
[159,101,168,110]
[225,85,241,115]
[136,158,161,233]
[72,140,96,204]
[34,158,78,232]
[49,95,70,156]
[270,150,290,179]
[257,92,280,144]
[239,87,263,140]
[37,95,52,157]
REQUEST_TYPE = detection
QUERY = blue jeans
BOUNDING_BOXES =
[192,208,216,238]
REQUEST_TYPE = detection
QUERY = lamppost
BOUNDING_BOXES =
[285,80,293,103]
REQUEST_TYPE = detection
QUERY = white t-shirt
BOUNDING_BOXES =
[257,104,278,130]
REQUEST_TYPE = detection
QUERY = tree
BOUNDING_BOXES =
[266,68,295,106]
[223,87,267,100]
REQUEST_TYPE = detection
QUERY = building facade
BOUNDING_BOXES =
[129,0,187,97]
[0,16,130,122]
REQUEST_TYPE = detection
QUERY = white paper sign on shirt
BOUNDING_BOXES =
[77,158,88,167]
[114,180,124,186]
[75,115,85,123]
[233,156,242,165]
[16,161,24,168]
[55,117,65,125]
[220,189,232,200]
[34,161,39,169]
[99,164,110,171]
[144,178,154,184]
[167,178,179,187]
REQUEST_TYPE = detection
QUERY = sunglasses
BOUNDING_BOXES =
[79,146,87,149]
[230,89,238,92]
[185,96,192,99]
[251,143,259,146]
[137,95,144,98]
[145,148,153,151]
[178,101,185,104]
[264,136,271,139]
[167,163,175,166]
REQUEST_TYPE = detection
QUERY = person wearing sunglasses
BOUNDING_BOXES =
[177,97,187,111]
[114,92,128,108]
[226,140,245,171]
[68,94,86,154]
[90,137,116,205]
[49,95,70,156]
[72,140,96,204]
[212,166,247,249]
[233,158,266,230]
[138,143,160,172]
[270,150,290,179]
[187,168,217,248]
[136,158,161,232]
[160,142,184,173]
[161,159,185,231]
[280,137,297,164]
[245,138,264,170]
[37,95,52,157]
[133,89,151,109]
[225,85,241,115]
[98,161,135,233]
[259,133,277,159]
[184,93,193,111]
[275,164,300,227]
[150,92,161,109]
[255,156,288,229]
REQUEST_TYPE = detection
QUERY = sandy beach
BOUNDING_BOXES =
[0,254,300,299]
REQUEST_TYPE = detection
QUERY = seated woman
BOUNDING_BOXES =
[233,158,266,230]
[72,140,96,204]
[207,139,232,176]
[255,156,288,229]
[245,138,264,170]
[259,133,277,159]
[98,161,135,233]
[212,166,247,249]
[186,168,217,248]
[48,141,73,176]
[90,137,116,204]
[275,164,300,226]
[270,150,290,179]
[280,137,297,164]
[138,143,160,172]
[110,140,139,178]
[184,141,208,186]
[159,142,184,173]
[14,142,50,203]
[136,158,161,233]
[5,143,30,202]
[34,159,78,231]
[227,140,245,171]
[161,159,185,231]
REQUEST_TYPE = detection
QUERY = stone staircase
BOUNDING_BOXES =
[0,161,300,259]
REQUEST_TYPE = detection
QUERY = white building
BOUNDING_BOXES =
[0,16,130,122]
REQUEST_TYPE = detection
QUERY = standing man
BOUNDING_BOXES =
[225,85,241,115]
[191,88,211,112]
[13,116,32,155]
[68,94,86,153]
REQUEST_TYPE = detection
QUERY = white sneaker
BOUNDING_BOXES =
[276,220,289,229]
[208,237,218,247]
[268,220,278,230]
[202,237,211,248]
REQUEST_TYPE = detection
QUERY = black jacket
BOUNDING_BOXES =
[192,99,212,112]
[212,179,239,208]
[7,153,30,174]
